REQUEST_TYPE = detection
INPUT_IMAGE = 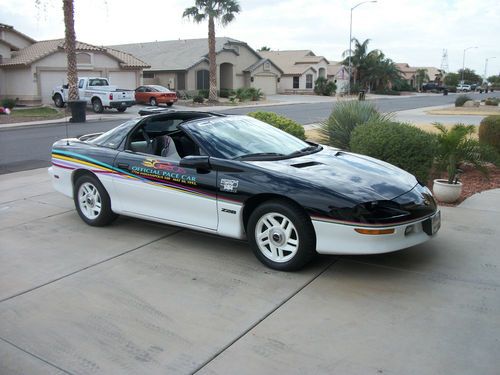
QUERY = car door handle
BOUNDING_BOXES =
[117,163,129,169]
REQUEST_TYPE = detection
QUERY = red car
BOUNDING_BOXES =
[135,85,178,107]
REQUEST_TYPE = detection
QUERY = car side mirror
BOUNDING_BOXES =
[179,155,210,170]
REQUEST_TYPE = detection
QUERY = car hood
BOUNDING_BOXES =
[247,146,418,202]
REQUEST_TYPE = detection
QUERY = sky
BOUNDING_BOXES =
[1,0,499,77]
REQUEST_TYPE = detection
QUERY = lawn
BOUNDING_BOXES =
[0,106,65,124]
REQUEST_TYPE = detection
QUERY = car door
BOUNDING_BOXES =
[135,86,146,103]
[112,120,218,230]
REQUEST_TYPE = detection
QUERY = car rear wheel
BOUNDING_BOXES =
[247,200,316,271]
[53,94,64,108]
[167,103,174,107]
[74,175,117,226]
[92,98,104,113]
[150,97,158,106]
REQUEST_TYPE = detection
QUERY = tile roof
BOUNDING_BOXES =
[108,37,251,71]
[0,23,36,44]
[259,50,332,76]
[0,39,149,68]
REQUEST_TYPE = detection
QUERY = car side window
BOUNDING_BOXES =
[136,86,144,92]
[78,79,85,89]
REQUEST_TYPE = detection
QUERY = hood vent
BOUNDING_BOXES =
[291,161,324,168]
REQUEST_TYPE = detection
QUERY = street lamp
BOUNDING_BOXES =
[484,56,496,82]
[461,46,478,84]
[348,0,377,96]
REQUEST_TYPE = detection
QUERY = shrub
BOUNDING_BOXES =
[484,97,500,106]
[392,81,415,91]
[320,100,393,150]
[455,94,471,107]
[235,87,263,101]
[374,89,401,96]
[479,115,500,153]
[447,86,457,93]
[350,121,437,183]
[248,111,305,140]
[192,95,204,104]
[198,89,209,99]
[219,89,235,98]
[314,77,337,96]
[0,98,16,109]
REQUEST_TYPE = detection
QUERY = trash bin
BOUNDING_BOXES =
[358,90,365,101]
[68,100,86,123]
[443,88,448,96]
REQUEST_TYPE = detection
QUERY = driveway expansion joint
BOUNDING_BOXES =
[0,336,74,375]
[0,228,185,304]
[191,258,339,375]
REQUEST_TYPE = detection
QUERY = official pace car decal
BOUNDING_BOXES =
[50,150,221,200]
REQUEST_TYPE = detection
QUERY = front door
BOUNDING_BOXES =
[113,151,218,230]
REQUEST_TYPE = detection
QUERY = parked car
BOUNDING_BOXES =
[457,84,472,92]
[421,82,445,92]
[48,112,440,271]
[52,77,135,113]
[135,85,178,107]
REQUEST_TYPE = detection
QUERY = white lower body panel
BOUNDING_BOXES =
[312,214,438,255]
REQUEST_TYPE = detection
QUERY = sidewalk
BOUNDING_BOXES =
[1,167,499,375]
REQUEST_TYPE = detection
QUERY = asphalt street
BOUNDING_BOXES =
[1,92,498,174]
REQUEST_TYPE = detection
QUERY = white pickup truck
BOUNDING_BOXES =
[52,77,135,113]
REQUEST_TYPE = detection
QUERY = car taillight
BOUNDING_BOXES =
[109,93,113,100]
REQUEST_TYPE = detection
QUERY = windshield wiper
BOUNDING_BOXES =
[234,152,285,160]
[287,145,321,157]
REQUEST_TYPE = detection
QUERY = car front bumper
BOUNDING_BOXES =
[311,211,440,255]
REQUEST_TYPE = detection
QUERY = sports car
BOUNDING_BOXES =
[49,111,440,271]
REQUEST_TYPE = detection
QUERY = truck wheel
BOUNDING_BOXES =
[149,97,158,106]
[117,107,127,113]
[92,98,104,113]
[53,94,64,108]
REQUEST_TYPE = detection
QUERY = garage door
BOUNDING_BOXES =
[39,70,95,104]
[108,72,136,90]
[253,75,277,95]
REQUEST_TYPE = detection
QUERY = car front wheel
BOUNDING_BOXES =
[150,97,158,106]
[247,200,316,271]
[74,175,117,226]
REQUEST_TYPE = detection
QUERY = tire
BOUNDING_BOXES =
[167,102,174,107]
[117,107,127,112]
[247,200,316,271]
[92,98,104,113]
[149,97,158,106]
[74,174,117,226]
[53,94,64,108]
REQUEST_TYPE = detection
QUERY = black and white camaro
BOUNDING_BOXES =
[49,111,440,271]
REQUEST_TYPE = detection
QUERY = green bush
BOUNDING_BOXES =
[219,89,235,98]
[320,100,393,150]
[314,77,337,96]
[447,86,457,93]
[248,111,305,140]
[198,89,209,99]
[0,98,16,109]
[350,121,437,182]
[374,89,401,96]
[392,81,415,92]
[236,88,263,101]
[192,95,204,104]
[455,94,471,107]
[479,115,500,153]
[484,97,500,106]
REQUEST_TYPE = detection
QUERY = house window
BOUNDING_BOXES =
[196,69,209,90]
[306,74,313,89]
[76,52,92,65]
[293,76,299,89]
[142,71,154,79]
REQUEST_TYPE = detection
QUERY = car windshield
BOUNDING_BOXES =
[150,85,170,92]
[89,118,141,149]
[184,116,315,160]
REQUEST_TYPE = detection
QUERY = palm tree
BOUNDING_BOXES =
[342,38,381,89]
[183,0,241,102]
[259,46,271,51]
[62,0,78,101]
[415,68,429,91]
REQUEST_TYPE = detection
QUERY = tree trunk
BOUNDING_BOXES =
[207,15,217,102]
[63,0,78,101]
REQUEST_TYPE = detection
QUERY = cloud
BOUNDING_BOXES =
[0,0,498,75]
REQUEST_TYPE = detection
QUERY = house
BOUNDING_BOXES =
[396,63,443,88]
[327,61,350,93]
[0,23,149,104]
[110,38,283,95]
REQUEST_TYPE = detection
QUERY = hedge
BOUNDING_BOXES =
[248,111,306,140]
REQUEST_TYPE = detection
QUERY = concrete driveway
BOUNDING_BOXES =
[1,168,499,375]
